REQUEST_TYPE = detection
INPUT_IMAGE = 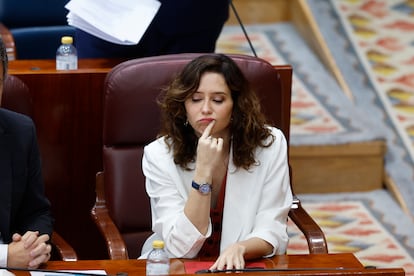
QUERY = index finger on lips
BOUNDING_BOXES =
[201,120,216,139]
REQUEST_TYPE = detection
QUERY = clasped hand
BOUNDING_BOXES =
[8,231,51,268]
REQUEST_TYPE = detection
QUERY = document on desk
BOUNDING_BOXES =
[30,270,106,276]
[184,261,266,274]
[65,0,161,45]
[0,269,15,276]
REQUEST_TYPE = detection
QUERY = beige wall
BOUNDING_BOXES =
[227,0,292,25]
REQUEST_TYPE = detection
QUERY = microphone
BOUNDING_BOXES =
[195,267,352,274]
[0,266,124,276]
[229,0,258,58]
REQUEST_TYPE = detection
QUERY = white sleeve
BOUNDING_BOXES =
[0,244,8,267]
[243,127,292,256]
[142,140,212,258]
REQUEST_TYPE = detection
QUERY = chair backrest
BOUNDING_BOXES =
[1,75,32,116]
[0,0,70,28]
[0,0,75,59]
[102,53,292,258]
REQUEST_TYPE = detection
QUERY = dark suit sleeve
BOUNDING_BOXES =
[10,114,53,239]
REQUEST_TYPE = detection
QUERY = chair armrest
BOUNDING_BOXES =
[0,22,16,60]
[91,172,129,259]
[288,195,328,254]
[51,231,78,261]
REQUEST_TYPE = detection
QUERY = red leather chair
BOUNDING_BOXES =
[1,75,78,261]
[2,75,32,116]
[92,53,328,259]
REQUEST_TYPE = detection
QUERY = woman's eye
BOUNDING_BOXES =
[191,98,202,102]
[213,98,224,103]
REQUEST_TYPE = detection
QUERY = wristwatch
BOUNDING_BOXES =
[191,180,212,195]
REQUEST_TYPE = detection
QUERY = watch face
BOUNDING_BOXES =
[199,183,211,194]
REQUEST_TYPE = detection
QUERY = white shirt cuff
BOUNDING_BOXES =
[0,244,8,267]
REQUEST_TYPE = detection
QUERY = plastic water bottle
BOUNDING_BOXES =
[56,36,78,70]
[146,240,170,276]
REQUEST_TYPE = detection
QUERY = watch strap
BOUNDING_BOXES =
[191,180,211,194]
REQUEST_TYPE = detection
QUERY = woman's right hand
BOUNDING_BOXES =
[195,120,224,182]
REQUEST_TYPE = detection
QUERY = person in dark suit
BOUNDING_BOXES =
[0,37,53,268]
[75,0,229,58]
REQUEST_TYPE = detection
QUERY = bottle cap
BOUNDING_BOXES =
[61,36,73,44]
[152,240,165,249]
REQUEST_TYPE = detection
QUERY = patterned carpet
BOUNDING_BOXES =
[287,193,414,275]
[331,0,414,160]
[306,0,414,218]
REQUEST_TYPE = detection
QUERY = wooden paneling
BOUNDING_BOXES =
[8,59,122,259]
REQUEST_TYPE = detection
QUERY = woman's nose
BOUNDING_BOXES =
[201,101,212,113]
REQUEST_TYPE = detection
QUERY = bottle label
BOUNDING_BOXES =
[56,55,78,70]
[146,263,170,276]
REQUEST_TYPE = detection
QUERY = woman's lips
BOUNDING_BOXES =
[199,118,214,123]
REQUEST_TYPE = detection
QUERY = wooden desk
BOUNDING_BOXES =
[8,59,121,73]
[8,59,123,259]
[10,254,404,275]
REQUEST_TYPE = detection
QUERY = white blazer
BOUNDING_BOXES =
[141,126,292,258]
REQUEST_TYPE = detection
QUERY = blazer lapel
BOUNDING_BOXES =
[221,147,245,247]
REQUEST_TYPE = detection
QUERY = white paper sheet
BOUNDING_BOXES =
[30,269,106,276]
[0,269,15,276]
[65,0,161,45]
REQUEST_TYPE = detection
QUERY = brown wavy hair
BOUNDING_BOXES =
[158,54,274,170]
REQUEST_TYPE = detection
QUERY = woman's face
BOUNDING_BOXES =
[184,72,233,139]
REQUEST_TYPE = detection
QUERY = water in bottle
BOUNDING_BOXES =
[56,36,78,70]
[146,240,170,276]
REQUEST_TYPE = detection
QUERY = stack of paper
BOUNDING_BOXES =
[65,0,161,45]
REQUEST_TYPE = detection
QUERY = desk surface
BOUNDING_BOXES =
[9,58,123,74]
[9,254,404,275]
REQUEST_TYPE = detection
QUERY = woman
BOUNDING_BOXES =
[141,54,292,270]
